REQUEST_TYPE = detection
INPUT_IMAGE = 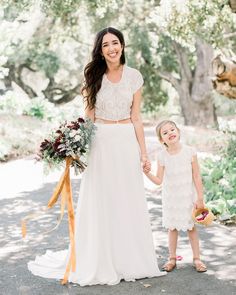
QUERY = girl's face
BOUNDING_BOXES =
[101,33,123,64]
[160,123,180,146]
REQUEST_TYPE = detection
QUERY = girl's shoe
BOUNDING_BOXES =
[193,257,207,272]
[162,257,176,272]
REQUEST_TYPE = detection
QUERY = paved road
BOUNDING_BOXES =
[0,127,235,295]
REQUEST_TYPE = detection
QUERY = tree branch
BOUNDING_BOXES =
[3,62,37,98]
[158,71,181,93]
[17,64,37,98]
[223,31,236,39]
[172,40,192,83]
[42,77,81,104]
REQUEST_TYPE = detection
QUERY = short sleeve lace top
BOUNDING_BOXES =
[95,65,144,121]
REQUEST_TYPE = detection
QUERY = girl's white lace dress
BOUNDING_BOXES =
[28,65,166,285]
[158,145,197,231]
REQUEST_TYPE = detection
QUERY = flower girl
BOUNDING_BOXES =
[144,120,207,272]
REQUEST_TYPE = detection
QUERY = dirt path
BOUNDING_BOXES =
[0,127,235,295]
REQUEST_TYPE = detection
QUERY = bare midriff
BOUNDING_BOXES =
[95,117,131,124]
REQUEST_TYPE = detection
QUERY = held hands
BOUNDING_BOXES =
[141,154,151,174]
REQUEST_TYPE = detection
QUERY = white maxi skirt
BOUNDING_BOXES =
[28,123,165,286]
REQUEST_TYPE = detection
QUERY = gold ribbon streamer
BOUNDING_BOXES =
[21,157,76,285]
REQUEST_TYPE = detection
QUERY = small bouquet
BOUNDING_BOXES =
[39,117,96,174]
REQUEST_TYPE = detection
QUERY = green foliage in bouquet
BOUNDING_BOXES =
[202,138,236,218]
[39,117,96,174]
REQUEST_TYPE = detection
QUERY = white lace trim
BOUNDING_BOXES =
[162,223,194,232]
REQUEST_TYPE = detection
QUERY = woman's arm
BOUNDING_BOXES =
[84,100,95,122]
[144,162,164,185]
[130,88,148,166]
[192,155,205,208]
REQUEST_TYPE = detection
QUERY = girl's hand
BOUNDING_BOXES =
[141,154,151,173]
[143,162,151,174]
[194,199,205,209]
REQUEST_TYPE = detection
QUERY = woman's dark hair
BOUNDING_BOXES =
[81,27,126,110]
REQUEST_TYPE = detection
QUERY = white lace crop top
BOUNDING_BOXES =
[95,65,144,121]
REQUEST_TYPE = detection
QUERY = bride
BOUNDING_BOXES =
[28,27,166,286]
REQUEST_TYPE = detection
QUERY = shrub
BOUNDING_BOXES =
[23,97,55,120]
[0,140,11,161]
[0,91,28,114]
[202,137,236,218]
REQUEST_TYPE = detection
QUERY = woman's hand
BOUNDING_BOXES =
[141,154,151,173]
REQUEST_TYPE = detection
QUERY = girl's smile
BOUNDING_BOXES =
[160,123,180,146]
[168,134,176,141]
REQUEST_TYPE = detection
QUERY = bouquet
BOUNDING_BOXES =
[39,117,96,174]
[22,117,96,285]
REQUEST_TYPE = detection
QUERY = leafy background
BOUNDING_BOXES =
[0,0,236,222]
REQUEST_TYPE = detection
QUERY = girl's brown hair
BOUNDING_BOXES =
[155,120,180,147]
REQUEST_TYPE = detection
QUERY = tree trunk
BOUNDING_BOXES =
[172,39,217,127]
[179,88,217,126]
[229,0,236,13]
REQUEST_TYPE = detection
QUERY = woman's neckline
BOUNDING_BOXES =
[104,64,126,84]
[165,144,183,156]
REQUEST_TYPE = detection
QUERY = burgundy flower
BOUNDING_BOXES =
[67,119,81,130]
[53,135,63,151]
[78,118,85,123]
[39,116,95,169]
[40,139,52,151]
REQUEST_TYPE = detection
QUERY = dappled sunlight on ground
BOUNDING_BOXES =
[146,190,236,283]
[0,158,80,200]
[0,180,80,267]
[0,178,235,294]
[0,126,235,294]
[145,125,236,284]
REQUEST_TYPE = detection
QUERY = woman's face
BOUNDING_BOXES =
[160,123,180,146]
[101,33,123,64]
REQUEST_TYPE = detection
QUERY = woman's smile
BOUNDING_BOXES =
[108,52,118,58]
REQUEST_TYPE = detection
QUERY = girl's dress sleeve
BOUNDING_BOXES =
[157,150,165,166]
[132,69,144,94]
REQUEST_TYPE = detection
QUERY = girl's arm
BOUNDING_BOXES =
[131,88,149,167]
[192,155,205,208]
[144,162,165,185]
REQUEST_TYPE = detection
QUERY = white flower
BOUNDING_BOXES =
[74,134,81,141]
[219,178,230,189]
[69,130,77,138]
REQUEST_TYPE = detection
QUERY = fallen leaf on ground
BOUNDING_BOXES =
[143,284,151,288]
